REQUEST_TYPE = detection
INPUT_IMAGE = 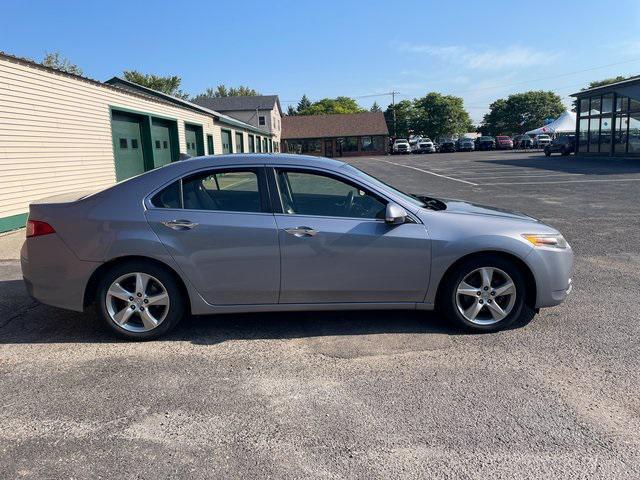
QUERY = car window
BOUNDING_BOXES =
[276,170,386,220]
[182,169,262,213]
[151,181,182,209]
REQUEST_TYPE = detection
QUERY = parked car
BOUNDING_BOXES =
[412,137,436,154]
[513,135,533,149]
[476,136,496,151]
[457,138,475,152]
[392,138,411,154]
[439,140,456,153]
[544,135,575,156]
[21,154,572,339]
[495,136,514,150]
[533,134,551,149]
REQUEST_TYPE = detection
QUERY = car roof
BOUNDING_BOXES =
[177,153,345,169]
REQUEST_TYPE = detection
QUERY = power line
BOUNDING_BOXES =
[278,57,640,109]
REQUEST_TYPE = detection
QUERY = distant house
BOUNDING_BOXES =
[192,95,282,152]
[282,112,389,157]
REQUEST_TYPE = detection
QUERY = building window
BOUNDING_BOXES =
[629,113,640,153]
[361,136,385,152]
[579,98,590,117]
[615,115,629,154]
[259,116,265,126]
[600,116,612,153]
[602,94,613,114]
[336,137,358,153]
[630,97,640,112]
[131,139,139,149]
[119,138,128,149]
[590,96,601,116]
[578,118,589,153]
[588,117,600,152]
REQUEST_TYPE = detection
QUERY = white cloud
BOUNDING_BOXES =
[396,43,559,70]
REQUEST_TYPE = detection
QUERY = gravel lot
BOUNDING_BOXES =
[1,150,639,479]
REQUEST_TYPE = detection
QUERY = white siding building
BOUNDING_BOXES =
[191,95,282,152]
[0,52,274,232]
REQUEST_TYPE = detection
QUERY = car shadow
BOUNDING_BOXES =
[479,154,640,176]
[0,279,528,345]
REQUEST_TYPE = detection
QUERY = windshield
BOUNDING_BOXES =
[342,164,426,208]
[496,136,510,140]
[395,139,408,144]
[421,138,432,142]
[480,136,493,141]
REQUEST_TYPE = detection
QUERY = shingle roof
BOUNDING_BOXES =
[192,95,280,113]
[281,112,389,139]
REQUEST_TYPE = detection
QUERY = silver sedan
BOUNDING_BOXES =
[21,154,573,340]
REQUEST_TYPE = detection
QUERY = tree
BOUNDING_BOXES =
[286,105,297,116]
[370,101,382,112]
[384,100,415,138]
[481,91,565,136]
[297,94,312,113]
[583,76,628,91]
[193,85,261,100]
[413,92,473,140]
[298,96,365,115]
[41,51,83,75]
[122,70,189,99]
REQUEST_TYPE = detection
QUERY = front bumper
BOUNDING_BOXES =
[525,245,574,308]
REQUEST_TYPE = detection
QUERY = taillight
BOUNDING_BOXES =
[26,220,56,238]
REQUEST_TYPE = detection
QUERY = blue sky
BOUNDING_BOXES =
[3,0,640,123]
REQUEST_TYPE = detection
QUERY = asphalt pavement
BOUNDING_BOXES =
[1,150,639,479]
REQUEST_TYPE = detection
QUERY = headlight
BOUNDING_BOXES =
[522,233,568,249]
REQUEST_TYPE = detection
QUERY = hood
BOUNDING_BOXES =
[419,196,538,222]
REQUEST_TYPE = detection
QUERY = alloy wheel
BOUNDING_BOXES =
[455,267,516,326]
[105,272,170,332]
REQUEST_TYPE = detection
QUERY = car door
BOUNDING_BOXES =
[270,167,431,304]
[145,166,280,305]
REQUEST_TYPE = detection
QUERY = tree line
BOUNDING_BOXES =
[39,51,629,138]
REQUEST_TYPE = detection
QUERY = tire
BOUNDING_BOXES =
[96,260,186,340]
[437,255,535,333]
[545,149,551,157]
[561,147,570,156]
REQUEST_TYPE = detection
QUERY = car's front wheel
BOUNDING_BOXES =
[438,255,535,332]
[96,261,185,340]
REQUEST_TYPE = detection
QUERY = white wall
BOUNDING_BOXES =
[0,56,268,224]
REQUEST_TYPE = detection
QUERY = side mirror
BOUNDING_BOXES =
[385,203,407,225]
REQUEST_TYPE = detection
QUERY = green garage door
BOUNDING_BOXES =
[221,129,232,154]
[256,136,261,152]
[207,134,214,155]
[263,138,268,152]
[235,132,244,153]
[112,111,146,181]
[185,126,198,157]
[151,118,174,167]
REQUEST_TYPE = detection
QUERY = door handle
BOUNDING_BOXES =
[162,219,199,230]
[285,226,317,237]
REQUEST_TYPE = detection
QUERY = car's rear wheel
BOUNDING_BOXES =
[438,255,535,332]
[96,261,185,340]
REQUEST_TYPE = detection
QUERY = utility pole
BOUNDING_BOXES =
[391,91,399,137]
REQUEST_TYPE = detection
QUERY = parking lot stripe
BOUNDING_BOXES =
[483,177,640,186]
[368,158,478,186]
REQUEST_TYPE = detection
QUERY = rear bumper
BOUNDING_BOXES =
[21,235,100,312]
[525,245,574,308]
